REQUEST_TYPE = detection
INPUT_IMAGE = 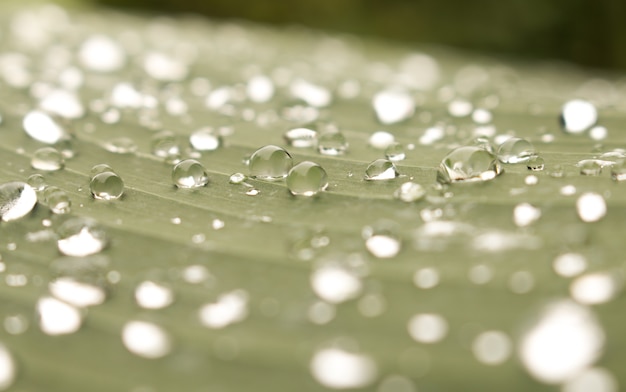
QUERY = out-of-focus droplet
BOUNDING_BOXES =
[311,263,362,303]
[407,313,448,343]
[413,267,440,289]
[385,143,406,161]
[189,127,221,151]
[57,218,108,257]
[317,130,348,156]
[286,161,328,196]
[198,290,248,329]
[554,253,587,278]
[526,156,544,171]
[31,147,64,171]
[368,131,395,150]
[104,137,138,154]
[22,110,68,144]
[78,35,125,72]
[49,277,106,307]
[290,79,331,107]
[497,137,536,164]
[364,159,399,181]
[576,193,606,222]
[284,127,317,148]
[310,348,378,389]
[27,174,46,191]
[472,331,512,365]
[172,159,209,188]
[394,182,425,202]
[39,89,85,119]
[135,281,174,309]
[151,131,181,163]
[562,368,618,392]
[589,126,608,141]
[247,75,274,103]
[513,203,541,227]
[372,90,414,124]
[561,100,597,134]
[363,223,401,258]
[143,52,188,82]
[448,99,473,117]
[0,182,37,222]
[0,344,16,390]
[248,145,293,180]
[437,146,501,183]
[43,186,71,214]
[37,296,82,335]
[122,321,171,359]
[570,273,619,305]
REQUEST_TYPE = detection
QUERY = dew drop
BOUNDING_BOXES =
[526,156,544,171]
[310,348,378,389]
[27,174,46,191]
[78,35,125,72]
[447,99,473,117]
[39,89,85,119]
[109,82,142,109]
[610,161,626,181]
[104,137,138,154]
[248,145,293,180]
[579,160,603,176]
[286,161,328,196]
[513,203,541,227]
[57,218,108,257]
[0,182,37,222]
[143,52,188,82]
[364,159,399,181]
[199,290,249,329]
[384,142,406,161]
[471,330,512,365]
[437,146,501,183]
[122,321,171,359]
[317,130,348,156]
[37,296,82,335]
[172,159,209,188]
[311,264,362,304]
[472,108,493,124]
[497,137,536,164]
[570,273,619,305]
[135,281,174,309]
[419,125,445,145]
[407,313,448,343]
[90,170,124,200]
[31,147,64,171]
[368,131,395,149]
[576,193,606,222]
[189,127,221,151]
[554,253,587,278]
[229,173,247,184]
[290,79,331,107]
[43,186,71,214]
[0,344,16,390]
[246,75,274,103]
[589,126,608,141]
[308,301,336,325]
[284,127,317,148]
[151,131,180,163]
[413,267,440,289]
[394,182,426,202]
[49,277,106,307]
[372,90,414,124]
[363,224,401,258]
[22,110,68,144]
[561,100,597,134]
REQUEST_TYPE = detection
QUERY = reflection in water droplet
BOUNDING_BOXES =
[311,264,362,304]
[394,182,425,202]
[513,203,541,227]
[317,130,348,156]
[407,313,448,343]
[284,127,317,148]
[57,218,108,257]
[364,159,399,181]
[189,128,221,151]
[172,159,209,188]
[570,273,619,305]
[286,161,328,196]
[37,296,82,335]
[471,331,512,365]
[0,182,37,222]
[135,281,174,309]
[497,137,536,164]
[122,321,171,359]
[23,110,68,144]
[310,348,378,389]
[562,368,618,392]
[437,146,501,183]
[518,300,604,384]
[576,193,606,222]
[27,174,46,191]
[199,290,248,329]
[32,147,64,171]
[49,277,106,307]
[249,145,292,180]
[0,344,16,390]
[561,100,597,134]
[372,90,414,124]
[90,170,124,200]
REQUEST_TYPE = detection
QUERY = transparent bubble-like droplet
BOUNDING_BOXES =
[364,159,399,181]
[39,89,85,119]
[310,348,378,389]
[43,186,71,214]
[22,110,68,144]
[189,127,221,151]
[172,159,209,188]
[284,127,317,148]
[79,35,125,72]
[562,368,618,392]
[437,146,502,184]
[0,182,37,222]
[570,273,619,305]
[372,90,415,124]
[610,161,626,181]
[526,156,544,171]
[561,100,597,134]
[57,218,108,257]
[519,300,604,384]
[104,137,138,154]
[589,126,608,141]
[0,344,16,390]
[385,143,406,161]
[579,160,603,176]
[497,137,536,164]
[135,281,174,309]
[286,161,328,197]
[49,277,106,308]
[247,75,274,103]
[394,182,425,202]
[198,290,249,329]
[122,321,171,359]
[472,330,512,365]
[37,296,82,335]
[229,173,247,184]
[27,174,46,191]
[311,265,362,304]
[31,147,64,171]
[407,313,448,343]
[317,130,348,156]
[90,171,124,200]
[151,131,180,162]
[368,131,395,149]
[576,193,606,222]
[249,145,293,180]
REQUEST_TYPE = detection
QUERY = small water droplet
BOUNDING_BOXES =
[43,186,71,214]
[172,159,209,188]
[37,296,82,335]
[27,174,46,191]
[372,90,414,124]
[229,173,247,184]
[384,143,406,161]
[286,161,328,196]
[472,108,493,124]
[308,301,336,325]
[0,344,16,390]
[248,145,293,180]
[39,89,85,119]
[103,137,137,154]
[576,193,606,222]
[4,315,28,335]
[0,182,37,222]
[368,131,395,149]
[526,156,544,171]
[561,100,597,134]
[290,79,331,107]
[554,253,587,277]
[570,273,619,305]
[310,348,378,389]
[22,110,68,144]
[198,290,249,329]
[497,137,536,164]
[317,130,348,156]
[610,161,626,181]
[122,321,171,359]
[144,52,188,82]
[589,126,608,141]
[151,131,180,163]
[189,127,221,151]
[246,75,274,103]
[57,218,108,257]
[437,146,501,183]
[90,168,124,200]
[471,330,512,365]
[579,160,603,176]
[135,281,174,309]
[79,35,125,72]
[448,99,473,117]
[407,313,448,343]
[525,175,539,185]
[363,223,401,258]
[419,125,445,145]
[394,182,426,202]
[284,127,317,148]
[246,188,260,196]
[513,203,541,227]
[49,277,107,307]
[31,147,64,171]
[364,159,399,181]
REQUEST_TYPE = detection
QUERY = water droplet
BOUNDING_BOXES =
[519,300,604,384]
[27,174,46,191]
[513,203,541,227]
[229,173,247,184]
[246,75,274,103]
[57,218,108,257]
[363,223,401,258]
[286,161,328,196]
[497,137,536,164]
[472,108,493,124]
[0,182,37,222]
[31,147,64,171]
[182,265,211,284]
[189,127,221,151]
[317,130,348,156]
[448,99,473,117]
[90,169,124,200]
[4,315,28,335]
[562,368,618,392]
[525,175,539,185]
[394,182,425,202]
[589,126,608,141]
[471,331,512,365]
[172,159,209,188]
[37,296,82,335]
[419,125,445,145]
[246,188,260,196]
[151,131,180,163]
[469,264,493,284]
[610,161,626,181]
[364,159,399,181]
[311,264,362,303]
[43,186,71,214]
[526,156,544,171]
[104,137,137,154]
[570,273,619,305]
[39,89,85,119]
[248,145,293,180]
[437,146,501,183]
[135,281,174,309]
[509,271,535,294]
[290,79,331,107]
[368,131,395,149]
[407,313,448,343]
[22,110,68,144]
[199,290,248,329]
[561,100,597,134]
[143,52,188,82]
[0,344,15,390]
[576,193,606,222]
[310,348,378,389]
[554,253,587,278]
[413,267,440,289]
[372,90,414,124]
[284,127,317,148]
[122,321,171,359]
[385,143,406,161]
[49,277,106,307]
[79,35,125,72]
[308,301,336,325]
[579,160,603,176]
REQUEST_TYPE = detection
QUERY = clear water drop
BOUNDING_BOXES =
[135,281,174,309]
[317,130,348,156]
[384,143,406,161]
[0,182,37,222]
[172,159,209,188]
[284,127,317,148]
[189,127,221,151]
[526,156,544,171]
[31,147,64,171]
[104,137,137,154]
[22,110,68,144]
[198,290,249,329]
[471,331,512,365]
[364,159,399,181]
[372,90,414,124]
[286,161,328,196]
[437,146,502,184]
[407,313,448,343]
[57,218,108,257]
[497,137,536,163]
[151,131,180,163]
[310,348,378,389]
[26,174,46,191]
[248,145,293,180]
[394,182,426,202]
[576,193,606,222]
[43,186,71,214]
[610,161,626,181]
[122,321,171,359]
[37,296,82,335]
[561,100,597,134]
[90,170,124,200]
[229,173,247,184]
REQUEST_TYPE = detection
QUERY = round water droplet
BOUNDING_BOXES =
[310,348,378,389]
[190,127,221,151]
[229,173,247,184]
[437,146,502,184]
[31,147,64,171]
[49,277,107,308]
[284,127,317,148]
[0,344,16,390]
[413,267,440,289]
[286,161,328,197]
[368,131,395,149]
[22,110,68,144]
[151,131,180,163]
[576,193,606,222]
[79,35,125,72]
[610,161,626,181]
[363,223,402,259]
[407,313,448,343]
[172,159,209,188]
[570,273,618,305]
[122,321,171,359]
[37,296,82,335]
[394,182,426,202]
[561,100,597,134]
[513,203,541,227]
[135,281,174,309]
[90,171,124,200]
[589,126,608,141]
[39,89,85,119]
[290,79,331,107]
[554,253,587,277]
[0,182,37,222]
[311,265,362,304]
[248,145,293,180]
[385,143,406,161]
[144,52,188,82]
[57,218,108,257]
[471,331,512,365]
[247,75,274,103]
[104,137,137,154]
[497,137,536,164]
[372,90,414,124]
[526,156,544,171]
[364,159,399,181]
[317,130,348,156]
[26,174,46,191]
[43,186,71,214]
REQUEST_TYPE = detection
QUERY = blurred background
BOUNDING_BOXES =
[95,0,626,71]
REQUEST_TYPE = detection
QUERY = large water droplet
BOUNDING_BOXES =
[172,159,209,188]
[248,145,293,180]
[310,348,378,389]
[198,290,248,329]
[57,218,108,257]
[364,159,399,181]
[122,321,171,359]
[22,110,68,144]
[576,193,606,222]
[43,186,71,214]
[317,130,348,156]
[497,137,536,163]
[561,100,597,134]
[407,313,448,343]
[27,174,46,191]
[31,147,64,171]
[437,146,502,183]
[189,127,221,151]
[284,127,317,148]
[90,168,124,200]
[286,161,328,196]
[372,90,414,124]
[0,182,37,222]
[37,296,82,335]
